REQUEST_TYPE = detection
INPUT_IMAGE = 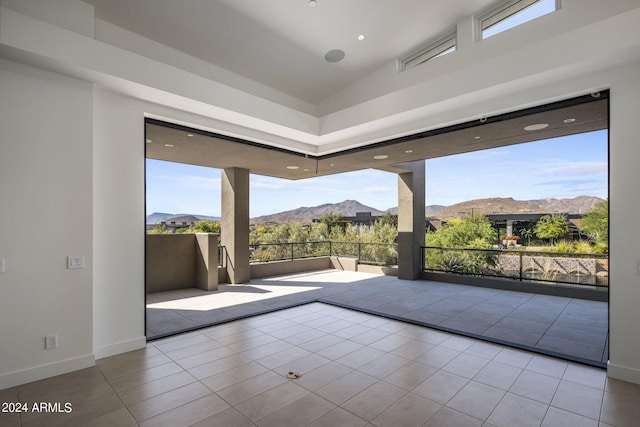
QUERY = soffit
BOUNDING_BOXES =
[146,95,608,180]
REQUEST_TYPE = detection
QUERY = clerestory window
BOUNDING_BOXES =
[481,0,557,39]
[397,32,456,72]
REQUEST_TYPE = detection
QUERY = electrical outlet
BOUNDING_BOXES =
[45,335,58,349]
[67,256,84,269]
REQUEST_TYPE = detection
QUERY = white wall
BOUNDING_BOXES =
[92,89,146,359]
[0,59,94,389]
[1,0,640,389]
[608,63,640,384]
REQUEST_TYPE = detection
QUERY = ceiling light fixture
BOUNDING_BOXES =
[524,123,549,131]
[286,166,299,170]
[308,0,317,7]
[474,136,481,140]
[404,150,413,154]
[563,118,576,123]
[146,139,152,143]
[164,144,173,147]
[373,155,389,160]
[186,133,194,137]
[358,35,365,41]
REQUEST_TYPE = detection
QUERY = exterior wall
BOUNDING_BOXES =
[146,234,196,292]
[0,60,94,389]
[250,257,331,279]
[357,264,398,276]
[146,233,219,293]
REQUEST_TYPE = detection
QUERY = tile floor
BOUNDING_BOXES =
[146,270,608,365]
[1,302,637,427]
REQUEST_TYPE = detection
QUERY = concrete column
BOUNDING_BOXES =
[195,233,219,291]
[221,167,250,284]
[506,219,513,237]
[397,161,426,280]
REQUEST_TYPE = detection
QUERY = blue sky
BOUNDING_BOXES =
[146,129,608,217]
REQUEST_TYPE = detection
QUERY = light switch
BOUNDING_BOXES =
[67,256,85,269]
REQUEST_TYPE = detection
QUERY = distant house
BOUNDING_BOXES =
[147,215,200,233]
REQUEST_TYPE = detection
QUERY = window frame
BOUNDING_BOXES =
[479,0,558,40]
[397,32,457,72]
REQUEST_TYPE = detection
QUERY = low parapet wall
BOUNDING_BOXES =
[146,233,219,292]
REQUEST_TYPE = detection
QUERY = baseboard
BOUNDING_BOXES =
[94,336,146,360]
[607,361,640,385]
[0,353,95,390]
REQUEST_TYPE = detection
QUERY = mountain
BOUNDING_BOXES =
[146,212,221,224]
[527,196,604,214]
[250,200,385,224]
[432,198,547,220]
[388,205,447,216]
[431,196,605,220]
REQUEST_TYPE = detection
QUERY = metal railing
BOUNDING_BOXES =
[248,241,398,266]
[218,245,225,267]
[422,246,609,288]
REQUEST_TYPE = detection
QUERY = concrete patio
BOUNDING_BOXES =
[146,270,608,367]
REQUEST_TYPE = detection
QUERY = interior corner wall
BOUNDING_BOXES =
[607,61,640,384]
[93,89,146,359]
[0,59,94,389]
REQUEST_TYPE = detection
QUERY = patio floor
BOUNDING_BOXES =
[146,270,608,367]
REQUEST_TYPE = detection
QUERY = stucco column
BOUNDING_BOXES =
[195,233,219,291]
[221,167,250,284]
[397,160,426,280]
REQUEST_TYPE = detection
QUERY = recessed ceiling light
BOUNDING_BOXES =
[474,136,481,140]
[303,169,310,172]
[524,123,549,131]
[164,144,173,147]
[373,155,389,160]
[286,166,299,170]
[325,49,345,63]
[330,164,335,167]
[186,133,194,137]
[404,150,413,154]
[358,35,365,41]
[563,118,576,123]
[146,138,152,143]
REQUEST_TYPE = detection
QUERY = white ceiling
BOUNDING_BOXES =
[84,0,498,104]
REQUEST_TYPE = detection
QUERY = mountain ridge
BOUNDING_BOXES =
[146,196,605,224]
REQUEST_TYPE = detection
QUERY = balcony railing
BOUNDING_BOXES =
[249,241,398,266]
[422,246,609,288]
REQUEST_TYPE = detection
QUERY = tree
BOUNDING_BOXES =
[426,214,496,249]
[519,227,533,246]
[319,212,345,234]
[534,214,569,245]
[187,220,221,233]
[147,224,170,234]
[424,214,498,274]
[580,200,608,247]
[376,212,398,228]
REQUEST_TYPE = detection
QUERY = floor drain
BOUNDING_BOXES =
[286,371,301,379]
